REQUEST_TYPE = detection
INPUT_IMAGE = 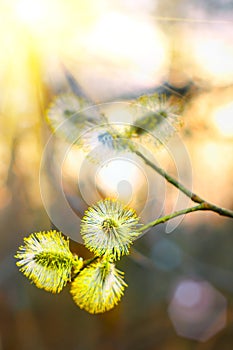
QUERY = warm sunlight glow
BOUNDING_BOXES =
[96,158,146,204]
[83,11,167,79]
[193,36,233,83]
[15,0,47,25]
[213,102,233,137]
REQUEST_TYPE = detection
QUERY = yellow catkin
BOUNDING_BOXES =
[70,259,127,314]
[15,230,79,293]
[80,199,139,260]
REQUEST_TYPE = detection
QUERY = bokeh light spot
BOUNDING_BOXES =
[168,279,227,342]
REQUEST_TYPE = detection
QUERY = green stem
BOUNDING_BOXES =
[135,150,233,219]
[135,150,203,202]
[71,256,98,281]
[138,204,204,232]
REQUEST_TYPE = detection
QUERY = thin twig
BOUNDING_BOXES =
[71,256,98,281]
[139,204,204,232]
[135,150,233,220]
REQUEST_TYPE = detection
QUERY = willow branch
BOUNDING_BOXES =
[135,150,233,219]
[139,204,204,233]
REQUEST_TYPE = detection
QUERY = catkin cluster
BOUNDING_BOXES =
[16,199,139,313]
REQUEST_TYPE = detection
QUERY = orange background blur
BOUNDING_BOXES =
[0,1,233,349]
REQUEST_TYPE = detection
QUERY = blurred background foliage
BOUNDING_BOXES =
[0,0,233,349]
